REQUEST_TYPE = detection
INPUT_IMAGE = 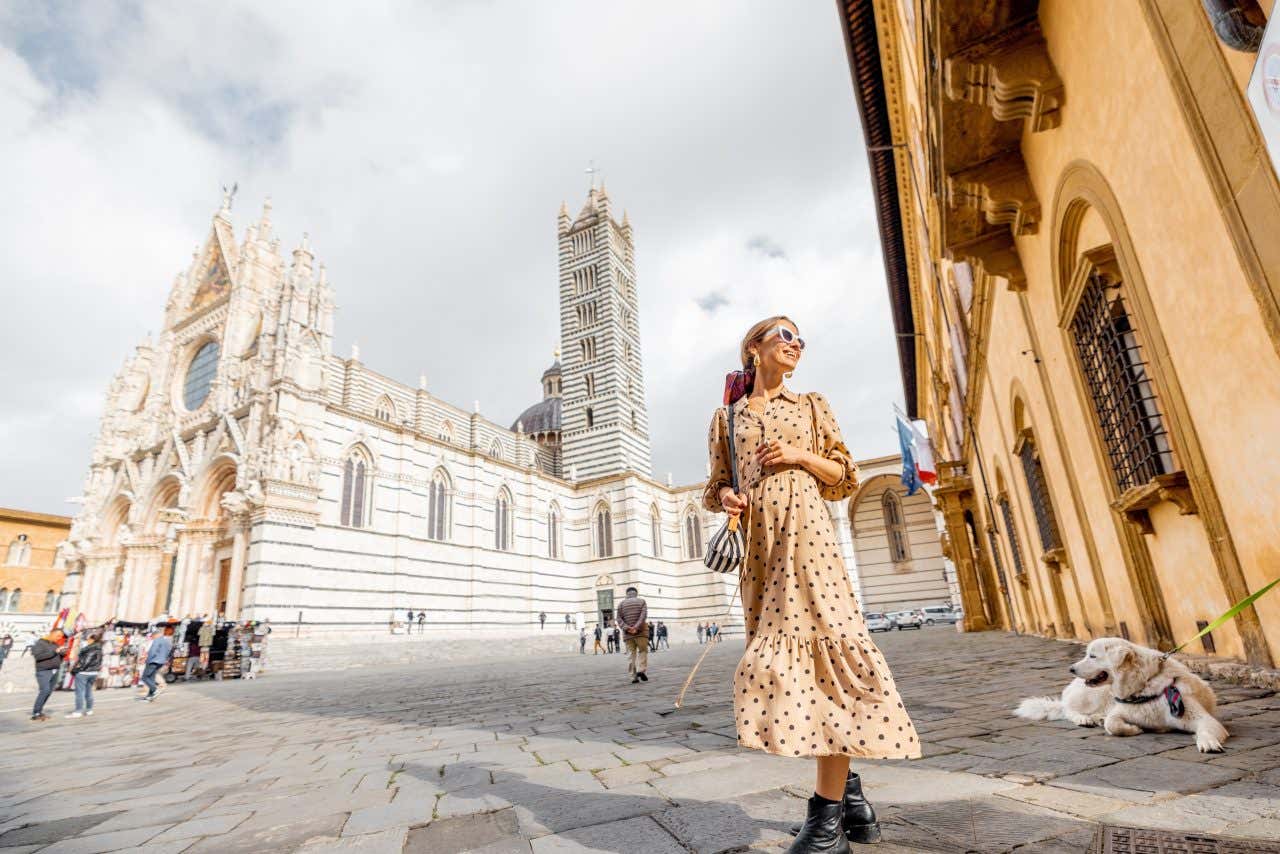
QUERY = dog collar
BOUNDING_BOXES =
[1116,682,1184,717]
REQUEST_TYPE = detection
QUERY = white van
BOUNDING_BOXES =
[920,606,959,625]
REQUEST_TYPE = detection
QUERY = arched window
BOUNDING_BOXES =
[547,502,562,559]
[683,509,703,560]
[5,535,31,566]
[427,469,451,542]
[593,503,613,558]
[340,446,373,528]
[650,505,663,558]
[43,590,57,612]
[997,496,1027,577]
[489,439,504,461]
[1067,270,1174,492]
[1017,431,1063,553]
[585,407,594,428]
[494,487,513,551]
[4,588,21,612]
[438,420,454,444]
[882,490,910,562]
[373,395,396,422]
[0,588,7,612]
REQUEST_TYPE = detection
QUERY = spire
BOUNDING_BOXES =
[292,232,314,280]
[622,209,631,228]
[258,197,274,241]
[418,372,427,391]
[351,340,360,361]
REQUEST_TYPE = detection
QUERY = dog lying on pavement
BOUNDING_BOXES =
[1015,637,1228,753]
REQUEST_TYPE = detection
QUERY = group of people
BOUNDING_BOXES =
[24,615,272,723]
[580,616,673,655]
[696,622,723,643]
[404,610,427,633]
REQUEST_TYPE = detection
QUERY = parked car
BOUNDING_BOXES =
[920,606,960,625]
[889,610,923,630]
[865,613,892,632]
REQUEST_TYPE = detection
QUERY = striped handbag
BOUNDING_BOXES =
[704,403,745,574]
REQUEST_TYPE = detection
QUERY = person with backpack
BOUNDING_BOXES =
[66,631,103,719]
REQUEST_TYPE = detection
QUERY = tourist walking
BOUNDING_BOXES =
[647,621,656,652]
[564,613,571,630]
[705,317,918,852]
[617,586,648,683]
[658,622,670,649]
[137,626,174,702]
[417,611,425,634]
[0,633,12,671]
[697,622,705,644]
[610,622,621,654]
[539,611,547,630]
[30,628,66,721]
[67,631,102,719]
[593,623,604,654]
[710,622,720,643]
[578,626,587,654]
[197,617,215,676]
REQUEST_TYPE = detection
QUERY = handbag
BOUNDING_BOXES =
[704,402,745,574]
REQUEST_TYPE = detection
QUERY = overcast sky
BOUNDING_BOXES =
[0,2,904,516]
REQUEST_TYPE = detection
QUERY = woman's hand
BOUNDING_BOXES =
[718,486,748,518]
[755,438,805,468]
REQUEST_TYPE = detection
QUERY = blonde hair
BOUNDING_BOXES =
[739,315,797,369]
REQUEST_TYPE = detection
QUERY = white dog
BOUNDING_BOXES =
[1015,637,1228,753]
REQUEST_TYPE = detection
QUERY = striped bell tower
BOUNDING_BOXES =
[557,184,652,481]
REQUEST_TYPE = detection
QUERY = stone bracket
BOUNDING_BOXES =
[1111,470,1198,535]
[947,231,1027,292]
[944,26,1064,133]
[948,152,1040,236]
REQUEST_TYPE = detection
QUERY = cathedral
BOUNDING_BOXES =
[59,185,774,637]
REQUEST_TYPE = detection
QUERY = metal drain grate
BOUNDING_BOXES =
[1092,826,1280,853]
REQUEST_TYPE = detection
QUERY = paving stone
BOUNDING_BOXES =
[33,824,171,854]
[184,813,347,852]
[343,799,435,837]
[435,792,513,820]
[528,816,684,853]
[147,812,250,843]
[995,783,1138,818]
[515,789,666,837]
[1053,756,1246,800]
[297,827,410,853]
[653,791,795,853]
[595,764,664,789]
[404,807,518,853]
[0,814,121,848]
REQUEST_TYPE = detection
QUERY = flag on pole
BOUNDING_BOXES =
[911,419,937,485]
[896,415,923,495]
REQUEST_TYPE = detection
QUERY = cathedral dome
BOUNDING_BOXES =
[513,396,561,435]
[513,354,563,435]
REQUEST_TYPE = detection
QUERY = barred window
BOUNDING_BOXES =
[997,497,1027,576]
[1069,272,1174,492]
[1018,437,1062,552]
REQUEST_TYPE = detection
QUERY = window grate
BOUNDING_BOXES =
[997,498,1027,576]
[1019,439,1062,552]
[1069,273,1173,493]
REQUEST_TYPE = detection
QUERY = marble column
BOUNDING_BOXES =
[224,520,249,620]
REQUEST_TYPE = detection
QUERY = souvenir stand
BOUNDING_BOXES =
[101,621,149,689]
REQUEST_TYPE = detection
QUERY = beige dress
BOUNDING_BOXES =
[704,387,921,759]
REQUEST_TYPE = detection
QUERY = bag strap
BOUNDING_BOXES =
[726,404,740,492]
[806,392,821,455]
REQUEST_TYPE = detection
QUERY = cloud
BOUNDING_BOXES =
[746,234,788,260]
[695,291,730,314]
[0,1,904,514]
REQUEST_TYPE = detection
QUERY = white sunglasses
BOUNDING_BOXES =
[763,325,806,350]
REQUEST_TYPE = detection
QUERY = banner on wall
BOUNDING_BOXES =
[1248,13,1280,178]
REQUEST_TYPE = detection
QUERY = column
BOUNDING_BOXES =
[224,521,249,620]
[116,551,139,621]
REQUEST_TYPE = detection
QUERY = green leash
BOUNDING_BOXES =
[1161,576,1280,659]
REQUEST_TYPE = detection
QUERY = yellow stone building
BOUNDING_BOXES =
[838,0,1280,666]
[0,507,71,617]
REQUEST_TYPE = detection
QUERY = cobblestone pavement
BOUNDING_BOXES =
[3,627,1280,853]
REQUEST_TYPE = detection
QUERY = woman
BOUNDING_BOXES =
[704,316,920,852]
[67,631,103,719]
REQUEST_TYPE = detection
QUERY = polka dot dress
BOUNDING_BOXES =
[703,388,921,760]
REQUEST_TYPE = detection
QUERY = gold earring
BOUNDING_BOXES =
[752,353,761,368]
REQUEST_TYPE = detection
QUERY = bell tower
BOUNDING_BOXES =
[557,184,652,480]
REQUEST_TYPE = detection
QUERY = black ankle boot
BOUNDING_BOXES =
[790,772,882,844]
[841,772,881,844]
[786,795,849,854]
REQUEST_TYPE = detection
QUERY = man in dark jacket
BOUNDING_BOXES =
[31,629,66,721]
[0,634,12,671]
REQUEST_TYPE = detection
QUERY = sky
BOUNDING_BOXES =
[0,1,905,516]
